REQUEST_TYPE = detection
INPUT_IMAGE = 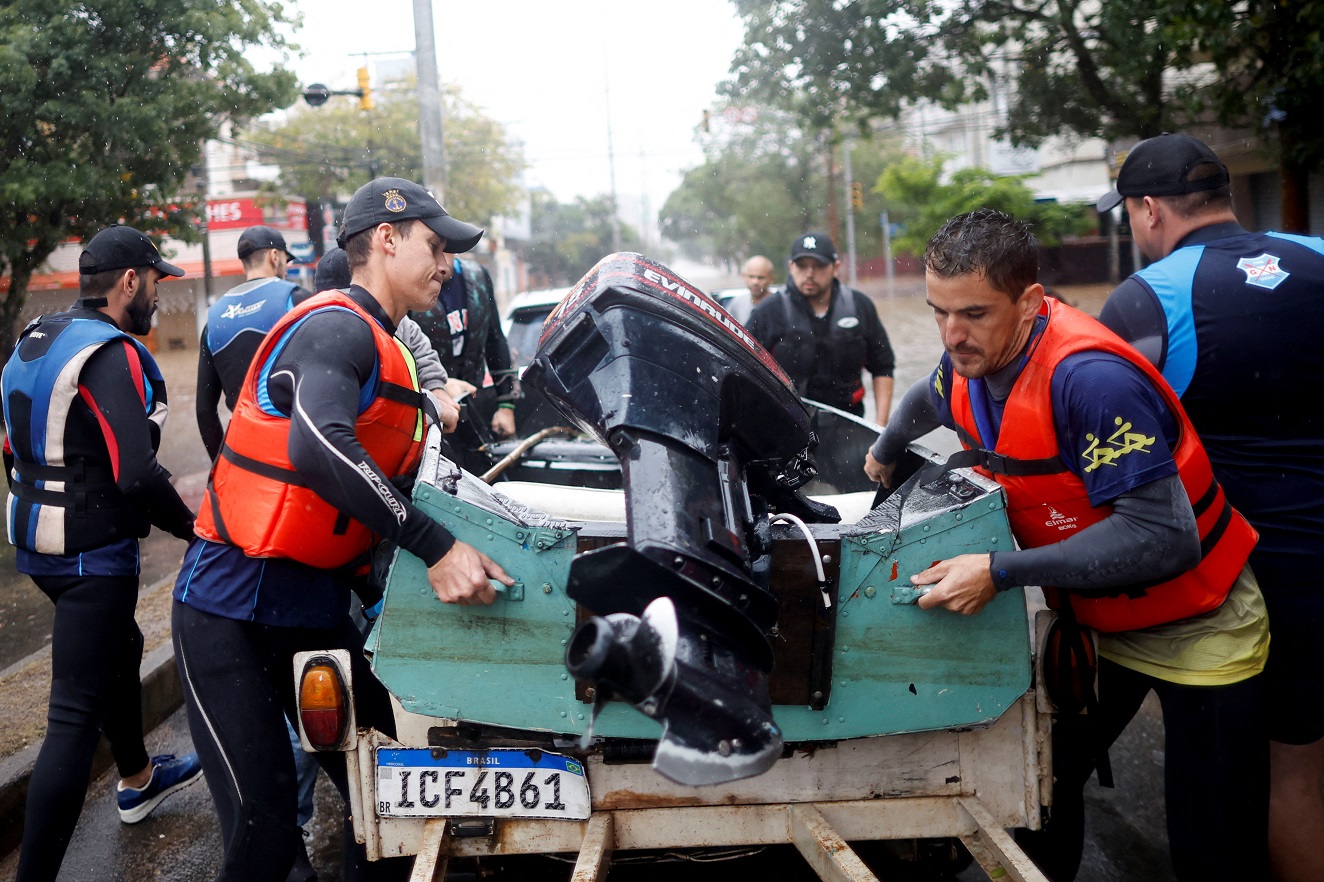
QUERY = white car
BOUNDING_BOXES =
[501,286,574,370]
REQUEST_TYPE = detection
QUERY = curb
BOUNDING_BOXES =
[0,630,184,858]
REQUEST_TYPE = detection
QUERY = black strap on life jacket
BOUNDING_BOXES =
[218,444,308,487]
[950,427,1068,478]
[379,380,447,435]
[10,458,121,514]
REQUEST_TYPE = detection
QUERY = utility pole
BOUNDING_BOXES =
[842,139,859,288]
[412,0,447,201]
[604,61,622,253]
[825,139,839,250]
[881,210,895,294]
[196,139,213,341]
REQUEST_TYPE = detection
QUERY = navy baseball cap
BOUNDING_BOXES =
[78,226,184,277]
[237,225,295,261]
[790,231,838,264]
[314,247,351,291]
[337,177,484,253]
[1097,134,1230,212]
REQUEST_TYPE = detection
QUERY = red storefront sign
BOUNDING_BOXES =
[207,197,309,232]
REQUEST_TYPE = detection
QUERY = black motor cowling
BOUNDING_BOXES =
[523,253,838,785]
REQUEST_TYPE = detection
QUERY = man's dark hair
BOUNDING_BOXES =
[924,209,1039,299]
[343,219,419,272]
[240,249,274,272]
[79,267,139,300]
[1163,162,1234,218]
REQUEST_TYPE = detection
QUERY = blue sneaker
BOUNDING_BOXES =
[117,753,204,824]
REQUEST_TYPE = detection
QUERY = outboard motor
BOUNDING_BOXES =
[522,253,839,786]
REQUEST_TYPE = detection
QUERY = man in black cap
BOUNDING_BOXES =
[1097,132,1324,882]
[315,246,456,425]
[2,225,203,882]
[746,230,895,425]
[195,225,312,460]
[173,178,510,881]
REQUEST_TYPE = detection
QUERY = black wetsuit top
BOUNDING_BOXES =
[174,287,453,627]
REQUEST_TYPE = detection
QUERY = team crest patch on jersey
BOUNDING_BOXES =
[837,316,860,329]
[1236,253,1290,290]
[383,189,407,213]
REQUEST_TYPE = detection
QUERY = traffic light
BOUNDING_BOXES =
[357,66,373,111]
[850,181,864,210]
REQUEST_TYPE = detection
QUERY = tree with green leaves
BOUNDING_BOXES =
[1165,1,1324,231]
[875,155,1094,257]
[725,0,1324,231]
[725,0,1191,142]
[528,191,642,287]
[0,0,298,353]
[660,106,904,267]
[660,108,823,266]
[246,77,525,229]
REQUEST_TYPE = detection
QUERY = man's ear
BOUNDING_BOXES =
[375,222,398,256]
[119,268,139,298]
[1140,196,1163,230]
[1019,282,1045,318]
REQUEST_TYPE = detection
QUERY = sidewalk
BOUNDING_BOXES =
[0,573,187,857]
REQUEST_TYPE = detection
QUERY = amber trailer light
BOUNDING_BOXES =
[293,650,357,752]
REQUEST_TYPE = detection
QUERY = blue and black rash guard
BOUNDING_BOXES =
[1100,221,1324,596]
[872,316,1199,594]
[175,287,455,627]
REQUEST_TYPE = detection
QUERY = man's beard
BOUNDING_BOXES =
[124,277,155,335]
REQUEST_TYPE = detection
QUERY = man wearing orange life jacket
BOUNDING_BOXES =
[862,210,1270,881]
[172,177,513,882]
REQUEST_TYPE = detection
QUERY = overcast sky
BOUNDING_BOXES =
[280,0,747,231]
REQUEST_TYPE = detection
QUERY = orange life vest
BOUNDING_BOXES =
[949,297,1256,632]
[194,290,426,569]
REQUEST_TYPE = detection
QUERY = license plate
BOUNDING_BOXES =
[375,748,591,820]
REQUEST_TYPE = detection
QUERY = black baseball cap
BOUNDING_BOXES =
[1097,134,1230,212]
[790,231,838,265]
[337,177,484,253]
[314,247,351,291]
[237,225,295,261]
[78,226,185,277]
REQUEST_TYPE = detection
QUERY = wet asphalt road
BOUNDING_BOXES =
[0,273,1179,881]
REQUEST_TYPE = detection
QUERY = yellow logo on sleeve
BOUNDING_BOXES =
[933,364,945,399]
[1081,416,1156,472]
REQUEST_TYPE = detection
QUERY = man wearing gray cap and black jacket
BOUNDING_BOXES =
[172,178,512,882]
[195,225,312,460]
[3,226,203,882]
[1097,133,1324,882]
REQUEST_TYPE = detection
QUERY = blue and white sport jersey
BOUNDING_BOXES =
[203,277,307,405]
